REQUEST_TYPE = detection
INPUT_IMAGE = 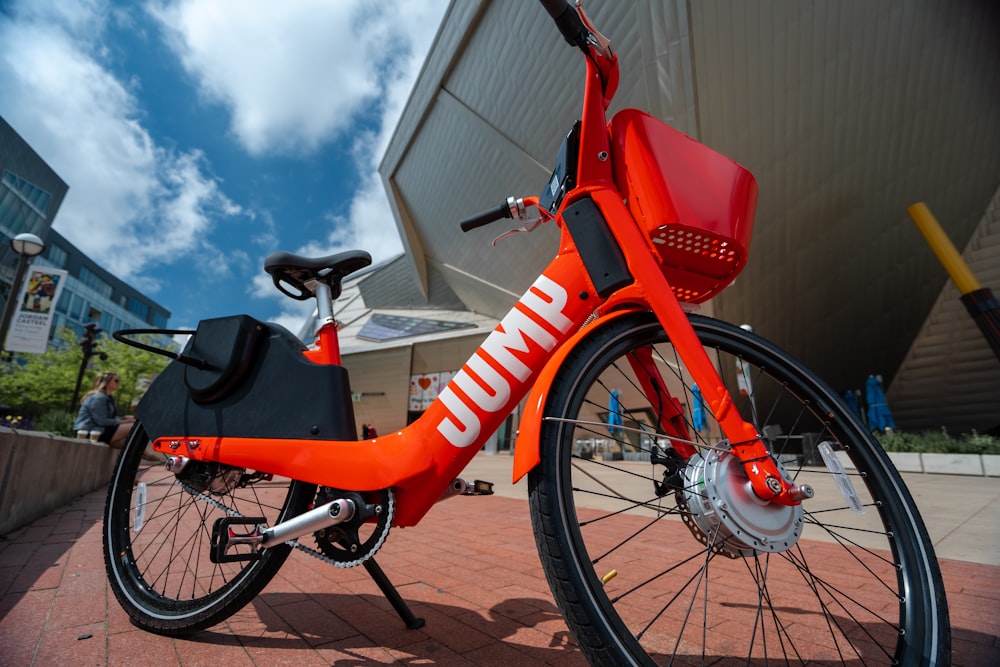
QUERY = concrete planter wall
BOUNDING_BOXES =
[983,455,1000,477]
[887,452,923,473]
[835,448,998,476]
[921,452,985,476]
[0,427,119,535]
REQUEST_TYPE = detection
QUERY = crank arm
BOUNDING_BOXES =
[210,498,356,563]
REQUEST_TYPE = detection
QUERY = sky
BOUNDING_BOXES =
[0,0,450,333]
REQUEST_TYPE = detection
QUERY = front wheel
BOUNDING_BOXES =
[103,422,316,635]
[528,313,949,666]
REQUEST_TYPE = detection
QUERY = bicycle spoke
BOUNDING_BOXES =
[530,313,946,665]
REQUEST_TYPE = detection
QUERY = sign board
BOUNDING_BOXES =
[4,265,68,354]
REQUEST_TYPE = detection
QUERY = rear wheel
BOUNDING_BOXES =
[529,313,949,666]
[103,422,315,635]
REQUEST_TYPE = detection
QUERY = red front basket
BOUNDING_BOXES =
[610,109,758,303]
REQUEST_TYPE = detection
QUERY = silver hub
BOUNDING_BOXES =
[679,449,803,557]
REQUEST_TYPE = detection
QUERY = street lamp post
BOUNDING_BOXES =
[0,232,46,354]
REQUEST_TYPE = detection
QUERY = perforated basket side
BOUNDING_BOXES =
[610,108,757,302]
[653,226,744,302]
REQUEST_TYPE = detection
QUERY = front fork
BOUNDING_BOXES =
[628,317,812,506]
[589,190,808,507]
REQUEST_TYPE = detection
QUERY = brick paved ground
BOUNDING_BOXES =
[0,471,997,665]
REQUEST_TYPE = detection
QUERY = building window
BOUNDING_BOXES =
[79,266,112,299]
[69,293,84,319]
[0,185,29,236]
[45,243,68,268]
[128,298,149,321]
[0,171,50,239]
[3,171,51,214]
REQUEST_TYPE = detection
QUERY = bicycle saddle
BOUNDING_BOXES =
[264,249,372,301]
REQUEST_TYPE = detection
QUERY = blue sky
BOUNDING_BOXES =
[0,0,449,332]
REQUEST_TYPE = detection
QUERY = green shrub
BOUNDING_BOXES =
[875,429,1000,455]
[34,409,75,438]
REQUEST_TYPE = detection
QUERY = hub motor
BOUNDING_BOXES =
[676,448,804,558]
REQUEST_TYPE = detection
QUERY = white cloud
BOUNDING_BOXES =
[164,0,450,306]
[0,0,240,289]
[1,0,449,328]
[148,0,446,158]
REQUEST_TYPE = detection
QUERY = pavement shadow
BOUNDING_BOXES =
[184,592,990,666]
[225,591,581,664]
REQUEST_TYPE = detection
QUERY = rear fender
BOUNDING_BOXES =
[512,307,643,482]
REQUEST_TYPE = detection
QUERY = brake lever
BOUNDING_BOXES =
[490,197,553,246]
[492,217,545,246]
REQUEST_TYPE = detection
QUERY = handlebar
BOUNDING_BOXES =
[459,202,512,232]
[459,2,609,235]
[539,0,588,49]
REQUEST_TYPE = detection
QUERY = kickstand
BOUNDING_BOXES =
[363,557,425,629]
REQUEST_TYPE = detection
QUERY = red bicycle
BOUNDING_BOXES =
[105,2,949,664]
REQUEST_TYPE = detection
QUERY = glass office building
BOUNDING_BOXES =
[0,117,68,312]
[2,115,171,350]
[33,229,171,348]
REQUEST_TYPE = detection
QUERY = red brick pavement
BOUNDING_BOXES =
[1,486,997,665]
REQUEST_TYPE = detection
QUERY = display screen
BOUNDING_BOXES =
[539,121,581,212]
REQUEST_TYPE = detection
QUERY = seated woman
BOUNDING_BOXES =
[73,371,135,448]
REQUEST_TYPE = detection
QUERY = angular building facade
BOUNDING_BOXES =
[378,0,1000,434]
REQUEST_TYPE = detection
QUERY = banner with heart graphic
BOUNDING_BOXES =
[409,371,455,411]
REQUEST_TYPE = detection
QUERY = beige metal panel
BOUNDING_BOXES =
[691,0,1000,395]
[381,1,485,173]
[380,0,1000,432]
[391,88,560,301]
[443,0,585,165]
[444,1,696,142]
[383,0,700,318]
[342,345,413,436]
[411,335,483,376]
[433,258,521,318]
[889,186,1000,433]
[380,1,488,298]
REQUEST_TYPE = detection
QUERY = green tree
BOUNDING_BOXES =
[99,330,173,413]
[0,328,80,417]
[0,327,172,421]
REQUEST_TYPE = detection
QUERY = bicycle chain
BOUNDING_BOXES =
[179,481,393,568]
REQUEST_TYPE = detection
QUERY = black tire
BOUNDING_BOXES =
[103,422,315,635]
[528,313,950,666]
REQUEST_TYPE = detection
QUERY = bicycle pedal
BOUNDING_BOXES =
[210,516,266,563]
[462,479,494,496]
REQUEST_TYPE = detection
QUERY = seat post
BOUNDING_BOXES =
[314,281,336,328]
[305,281,342,365]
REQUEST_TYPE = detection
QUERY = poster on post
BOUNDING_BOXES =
[4,265,68,354]
[409,371,456,412]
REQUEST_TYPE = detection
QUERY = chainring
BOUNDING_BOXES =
[312,487,394,568]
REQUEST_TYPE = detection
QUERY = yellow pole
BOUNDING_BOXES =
[907,202,981,294]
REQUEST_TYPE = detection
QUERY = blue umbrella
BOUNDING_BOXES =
[842,389,861,417]
[691,384,707,432]
[607,389,624,436]
[865,375,896,431]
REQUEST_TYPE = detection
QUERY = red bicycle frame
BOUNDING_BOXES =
[149,4,803,529]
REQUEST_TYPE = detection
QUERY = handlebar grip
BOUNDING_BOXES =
[460,202,512,232]
[539,0,570,19]
[539,0,587,47]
